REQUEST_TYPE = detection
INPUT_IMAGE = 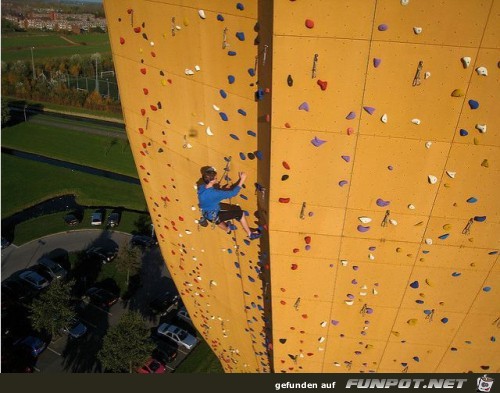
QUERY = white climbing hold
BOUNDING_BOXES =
[198,121,205,126]
[150,41,155,46]
[358,216,372,224]
[361,285,367,290]
[318,337,325,343]
[408,204,416,210]
[413,27,423,35]
[185,230,192,235]
[424,71,431,79]
[401,0,409,5]
[425,141,432,149]
[210,280,217,286]
[191,206,197,211]
[389,219,398,226]
[175,25,181,30]
[425,238,433,245]
[185,69,194,75]
[461,57,471,68]
[476,124,487,133]
[198,10,206,19]
[360,291,367,296]
[373,288,378,295]
[320,321,327,328]
[206,126,214,136]
[195,65,201,72]
[368,253,375,260]
[446,171,456,178]
[428,175,438,184]
[318,347,324,351]
[341,260,348,266]
[412,118,421,125]
[212,104,220,111]
[345,300,354,306]
[185,143,192,148]
[476,66,488,76]
[381,113,388,123]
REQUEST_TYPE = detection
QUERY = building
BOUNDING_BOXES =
[103,0,499,373]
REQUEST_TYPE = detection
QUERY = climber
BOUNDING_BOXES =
[197,166,261,240]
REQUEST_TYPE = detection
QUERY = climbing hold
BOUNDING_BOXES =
[476,124,487,133]
[446,171,456,178]
[219,112,228,121]
[304,236,311,244]
[428,175,438,184]
[378,24,388,31]
[441,318,449,324]
[358,217,372,224]
[438,233,450,240]
[481,159,489,168]
[357,225,370,233]
[185,69,194,75]
[413,27,422,35]
[410,281,419,289]
[282,161,290,170]
[476,66,488,76]
[401,0,409,5]
[469,100,479,109]
[346,111,356,120]
[363,106,375,115]
[236,32,245,41]
[461,57,471,68]
[459,129,468,136]
[345,300,354,306]
[206,127,214,136]
[248,68,255,76]
[373,58,381,68]
[425,238,433,245]
[287,75,293,86]
[424,71,431,79]
[133,26,141,33]
[305,19,314,29]
[452,272,461,277]
[236,3,244,10]
[198,10,206,19]
[338,180,348,187]
[238,109,247,116]
[239,152,246,160]
[483,286,491,292]
[425,141,432,149]
[451,89,464,97]
[381,114,388,123]
[298,102,310,111]
[247,152,255,160]
[119,37,125,45]
[291,264,298,270]
[220,89,227,99]
[466,197,477,203]
[341,155,351,163]
[228,75,235,84]
[311,137,327,147]
[347,127,354,135]
[279,198,290,203]
[407,319,418,326]
[229,133,240,140]
[408,204,416,210]
[376,198,390,207]
[217,14,224,21]
[474,216,486,222]
[228,51,237,56]
[213,104,220,111]
[281,175,289,181]
[255,151,263,160]
[317,80,328,91]
[388,165,394,170]
[194,65,200,72]
[411,118,421,125]
[247,130,256,137]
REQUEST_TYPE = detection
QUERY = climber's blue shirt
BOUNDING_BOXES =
[197,184,241,217]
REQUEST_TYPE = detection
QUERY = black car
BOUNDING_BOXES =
[63,214,79,226]
[84,287,119,309]
[107,212,120,227]
[152,345,178,365]
[149,291,179,316]
[86,243,119,264]
[1,279,37,309]
[130,235,157,249]
[27,264,55,284]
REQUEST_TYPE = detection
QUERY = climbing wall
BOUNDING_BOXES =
[105,0,499,373]
[270,0,499,373]
[103,0,270,372]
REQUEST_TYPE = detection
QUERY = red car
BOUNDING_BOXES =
[137,358,166,374]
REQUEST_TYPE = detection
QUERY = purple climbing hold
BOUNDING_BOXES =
[416,300,424,304]
[413,356,420,362]
[363,106,376,115]
[228,51,237,56]
[366,308,373,314]
[353,266,359,271]
[410,281,419,289]
[351,279,358,284]
[240,194,248,200]
[299,102,310,111]
[469,99,479,109]
[459,129,469,136]
[219,112,228,121]
[376,198,390,207]
[238,109,247,116]
[220,89,227,99]
[346,111,356,120]
[373,58,382,68]
[217,14,225,21]
[357,225,370,232]
[311,136,327,147]
[474,216,486,222]
[341,155,351,162]
[388,165,394,170]
[247,130,256,137]
[347,294,355,299]
[339,180,348,187]
[368,246,376,251]
[228,75,235,84]
[248,68,255,76]
[331,320,339,326]
[236,32,245,41]
[229,133,240,140]
[378,24,388,31]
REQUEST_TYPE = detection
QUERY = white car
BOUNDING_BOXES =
[176,307,192,324]
[90,211,102,226]
[19,270,50,290]
[157,323,198,350]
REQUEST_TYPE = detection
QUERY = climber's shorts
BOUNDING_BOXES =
[206,205,244,224]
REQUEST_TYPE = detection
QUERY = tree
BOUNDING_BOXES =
[1,98,11,126]
[30,280,75,338]
[114,242,142,286]
[98,311,154,373]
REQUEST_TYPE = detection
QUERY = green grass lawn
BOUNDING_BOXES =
[1,153,146,219]
[175,338,224,373]
[1,120,136,177]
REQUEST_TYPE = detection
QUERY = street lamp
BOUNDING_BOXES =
[30,46,36,80]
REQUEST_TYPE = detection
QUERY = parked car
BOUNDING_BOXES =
[149,291,179,316]
[84,287,119,309]
[27,265,55,283]
[107,212,120,227]
[130,235,157,249]
[176,307,192,324]
[90,211,103,226]
[1,279,37,308]
[152,345,177,365]
[63,213,79,226]
[156,323,198,350]
[61,317,88,339]
[86,243,118,264]
[14,336,47,357]
[137,358,166,374]
[18,270,50,290]
[37,258,67,280]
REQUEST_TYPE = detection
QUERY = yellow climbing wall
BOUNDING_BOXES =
[270,0,499,373]
[104,0,499,373]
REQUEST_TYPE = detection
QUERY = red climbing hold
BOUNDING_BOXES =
[282,161,291,170]
[143,88,149,95]
[304,236,311,244]
[119,37,125,45]
[285,122,291,128]
[127,9,133,14]
[138,128,144,134]
[280,300,286,305]
[140,68,147,75]
[293,248,300,253]
[142,142,147,148]
[317,80,328,91]
[302,314,308,319]
[134,26,141,33]
[305,19,314,29]
[291,264,298,270]
[279,198,290,203]
[151,51,156,57]
[347,127,354,135]
[150,105,158,111]
[140,108,146,116]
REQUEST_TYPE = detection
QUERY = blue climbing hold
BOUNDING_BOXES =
[469,99,479,109]
[219,112,228,121]
[247,130,256,137]
[248,68,255,76]
[452,272,461,277]
[489,251,498,255]
[236,3,244,10]
[239,152,246,160]
[220,89,227,99]
[474,216,486,222]
[438,233,450,240]
[491,336,496,342]
[228,75,235,84]
[234,262,240,268]
[228,51,237,56]
[256,88,265,100]
[240,194,248,200]
[255,150,263,160]
[459,129,469,136]
[466,197,477,203]
[483,286,491,292]
[422,250,430,254]
[238,109,247,116]
[415,300,424,304]
[229,133,239,140]
[228,249,233,254]
[410,281,419,289]
[244,210,250,216]
[424,309,432,315]
[236,32,245,41]
[413,356,420,362]
[217,14,225,21]
[441,317,449,324]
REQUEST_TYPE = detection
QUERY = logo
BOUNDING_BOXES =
[477,375,495,392]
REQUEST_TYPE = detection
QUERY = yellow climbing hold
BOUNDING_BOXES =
[161,79,167,86]
[396,247,402,253]
[425,279,433,287]
[444,183,450,188]
[419,258,425,262]
[183,17,189,26]
[415,221,424,226]
[407,319,418,326]
[391,331,400,337]
[443,224,452,230]
[474,137,479,145]
[451,89,464,97]
[468,238,474,243]
[481,159,489,167]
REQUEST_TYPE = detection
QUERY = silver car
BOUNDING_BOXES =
[157,323,198,350]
